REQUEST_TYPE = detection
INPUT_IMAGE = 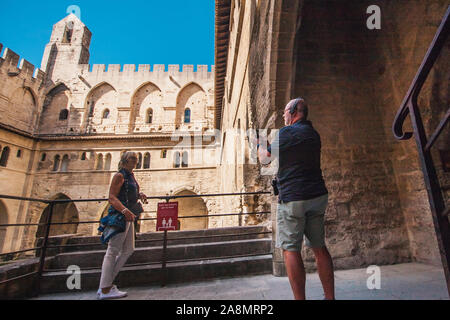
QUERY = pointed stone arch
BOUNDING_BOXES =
[8,86,38,132]
[83,82,117,130]
[104,153,112,171]
[35,193,79,239]
[60,154,70,172]
[175,82,206,125]
[129,82,162,132]
[39,83,71,134]
[0,200,8,253]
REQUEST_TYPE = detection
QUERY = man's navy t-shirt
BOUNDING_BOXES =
[268,120,328,203]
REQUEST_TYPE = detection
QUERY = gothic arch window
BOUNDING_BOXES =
[60,155,69,172]
[104,154,112,171]
[96,154,103,170]
[184,108,191,123]
[146,109,153,124]
[102,109,110,119]
[173,152,181,168]
[182,151,188,168]
[59,109,69,121]
[136,153,142,169]
[143,153,150,169]
[0,147,10,167]
[80,152,87,161]
[52,155,61,171]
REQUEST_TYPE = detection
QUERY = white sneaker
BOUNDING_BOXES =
[97,285,122,297]
[97,285,127,300]
[111,285,127,296]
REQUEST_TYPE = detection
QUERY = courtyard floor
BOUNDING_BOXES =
[31,262,449,300]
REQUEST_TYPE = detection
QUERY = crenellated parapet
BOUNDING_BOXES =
[0,44,46,84]
[78,64,214,81]
[0,44,47,134]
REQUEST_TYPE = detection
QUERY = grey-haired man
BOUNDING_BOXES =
[258,98,335,300]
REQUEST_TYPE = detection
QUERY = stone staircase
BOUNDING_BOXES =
[39,226,273,294]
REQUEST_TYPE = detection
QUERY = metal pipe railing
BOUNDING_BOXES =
[0,211,270,228]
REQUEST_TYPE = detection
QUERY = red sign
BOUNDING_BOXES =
[156,202,178,231]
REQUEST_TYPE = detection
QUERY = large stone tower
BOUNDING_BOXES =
[40,13,92,83]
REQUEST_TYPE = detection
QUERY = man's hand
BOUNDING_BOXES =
[258,145,272,164]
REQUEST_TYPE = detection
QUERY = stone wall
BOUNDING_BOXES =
[370,0,449,265]
[290,0,413,270]
[0,129,38,253]
[219,0,448,272]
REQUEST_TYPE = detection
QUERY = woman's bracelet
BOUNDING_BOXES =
[121,208,128,214]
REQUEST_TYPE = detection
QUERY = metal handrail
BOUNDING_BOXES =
[0,191,270,204]
[0,247,42,258]
[0,211,271,228]
[392,6,450,298]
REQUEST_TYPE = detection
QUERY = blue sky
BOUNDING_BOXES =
[0,1,215,70]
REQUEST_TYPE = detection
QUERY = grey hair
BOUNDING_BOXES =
[118,151,137,171]
[286,98,308,120]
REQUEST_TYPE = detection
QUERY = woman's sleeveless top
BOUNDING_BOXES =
[109,168,139,214]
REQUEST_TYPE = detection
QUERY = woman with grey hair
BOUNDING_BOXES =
[97,151,147,299]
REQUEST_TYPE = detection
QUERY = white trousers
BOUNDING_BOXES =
[99,221,135,289]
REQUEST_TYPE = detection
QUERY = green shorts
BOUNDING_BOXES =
[276,193,328,251]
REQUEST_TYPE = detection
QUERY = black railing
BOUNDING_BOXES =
[392,6,450,297]
[0,191,272,296]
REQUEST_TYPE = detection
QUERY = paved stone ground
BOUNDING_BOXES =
[31,262,449,300]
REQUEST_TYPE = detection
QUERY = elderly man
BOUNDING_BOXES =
[258,98,335,300]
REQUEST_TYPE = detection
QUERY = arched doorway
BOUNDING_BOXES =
[0,201,8,253]
[171,190,208,230]
[36,194,79,239]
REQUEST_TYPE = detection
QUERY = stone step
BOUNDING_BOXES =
[48,238,272,270]
[40,254,273,294]
[47,226,270,254]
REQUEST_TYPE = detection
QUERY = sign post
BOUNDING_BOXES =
[157,202,178,287]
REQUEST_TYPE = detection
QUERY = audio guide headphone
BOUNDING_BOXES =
[289,98,302,114]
